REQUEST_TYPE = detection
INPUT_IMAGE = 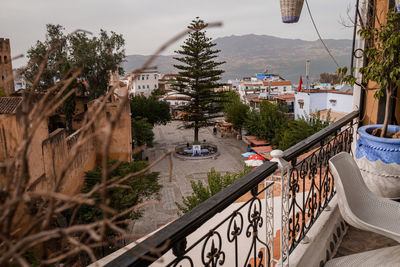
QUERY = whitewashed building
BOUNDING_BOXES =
[126,70,161,97]
[268,80,294,95]
[238,80,293,101]
[294,85,353,122]
[163,91,191,107]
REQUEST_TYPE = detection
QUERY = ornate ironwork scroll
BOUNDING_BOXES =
[287,122,355,254]
[167,183,274,267]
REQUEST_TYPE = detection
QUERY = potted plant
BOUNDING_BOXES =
[338,8,400,198]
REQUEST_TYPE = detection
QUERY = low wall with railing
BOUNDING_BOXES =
[93,110,359,267]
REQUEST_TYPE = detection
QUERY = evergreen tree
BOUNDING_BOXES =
[173,17,225,142]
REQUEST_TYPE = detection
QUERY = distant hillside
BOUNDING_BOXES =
[122,34,352,83]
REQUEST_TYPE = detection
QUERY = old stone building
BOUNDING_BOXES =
[0,38,14,96]
[0,93,132,195]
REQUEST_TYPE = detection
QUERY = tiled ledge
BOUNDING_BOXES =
[289,196,348,267]
[335,225,398,258]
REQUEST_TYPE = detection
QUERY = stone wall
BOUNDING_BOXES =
[0,114,47,184]
[0,38,14,96]
[0,99,132,195]
[95,101,132,163]
[41,128,97,194]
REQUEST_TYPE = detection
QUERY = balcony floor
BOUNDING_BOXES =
[335,225,398,258]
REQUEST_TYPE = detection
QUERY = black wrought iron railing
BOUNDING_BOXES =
[284,113,357,253]
[105,162,278,267]
[100,110,359,267]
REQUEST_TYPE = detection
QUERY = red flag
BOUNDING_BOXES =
[298,76,303,92]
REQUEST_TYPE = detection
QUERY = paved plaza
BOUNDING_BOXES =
[129,121,248,236]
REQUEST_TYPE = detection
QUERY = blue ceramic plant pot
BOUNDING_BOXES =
[356,124,400,198]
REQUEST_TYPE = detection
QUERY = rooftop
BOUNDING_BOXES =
[245,135,270,146]
[297,88,353,95]
[274,94,295,100]
[311,109,348,122]
[0,97,23,114]
[264,81,292,86]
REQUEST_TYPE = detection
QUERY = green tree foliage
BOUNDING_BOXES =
[130,96,171,126]
[151,88,167,97]
[278,120,315,150]
[173,17,226,142]
[244,100,330,149]
[245,101,286,143]
[277,111,330,150]
[0,88,6,97]
[130,96,171,149]
[25,24,125,99]
[24,24,69,92]
[338,9,400,137]
[319,72,340,84]
[72,160,161,224]
[223,91,249,134]
[131,117,154,147]
[24,24,125,130]
[176,167,250,215]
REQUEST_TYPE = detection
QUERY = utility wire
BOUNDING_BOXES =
[305,0,341,68]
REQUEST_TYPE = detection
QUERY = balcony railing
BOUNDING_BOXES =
[100,110,359,267]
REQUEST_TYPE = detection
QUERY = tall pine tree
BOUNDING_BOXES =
[173,17,225,142]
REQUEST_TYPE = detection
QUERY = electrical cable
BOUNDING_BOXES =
[304,0,341,68]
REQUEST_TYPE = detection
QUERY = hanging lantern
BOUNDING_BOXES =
[280,0,305,23]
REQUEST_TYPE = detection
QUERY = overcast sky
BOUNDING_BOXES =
[1,0,355,67]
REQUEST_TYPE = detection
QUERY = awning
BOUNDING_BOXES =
[241,152,257,158]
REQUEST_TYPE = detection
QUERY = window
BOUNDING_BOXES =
[146,75,149,80]
[138,85,141,89]
[298,99,304,109]
[154,84,157,89]
[4,56,7,64]
[142,75,145,80]
[283,87,286,92]
[154,74,158,80]
[147,85,149,89]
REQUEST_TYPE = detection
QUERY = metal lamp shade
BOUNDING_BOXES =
[280,0,305,23]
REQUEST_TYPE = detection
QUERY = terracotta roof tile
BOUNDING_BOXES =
[275,94,295,100]
[263,81,292,86]
[0,97,23,114]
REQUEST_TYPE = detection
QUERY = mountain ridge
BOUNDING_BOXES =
[122,34,352,83]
